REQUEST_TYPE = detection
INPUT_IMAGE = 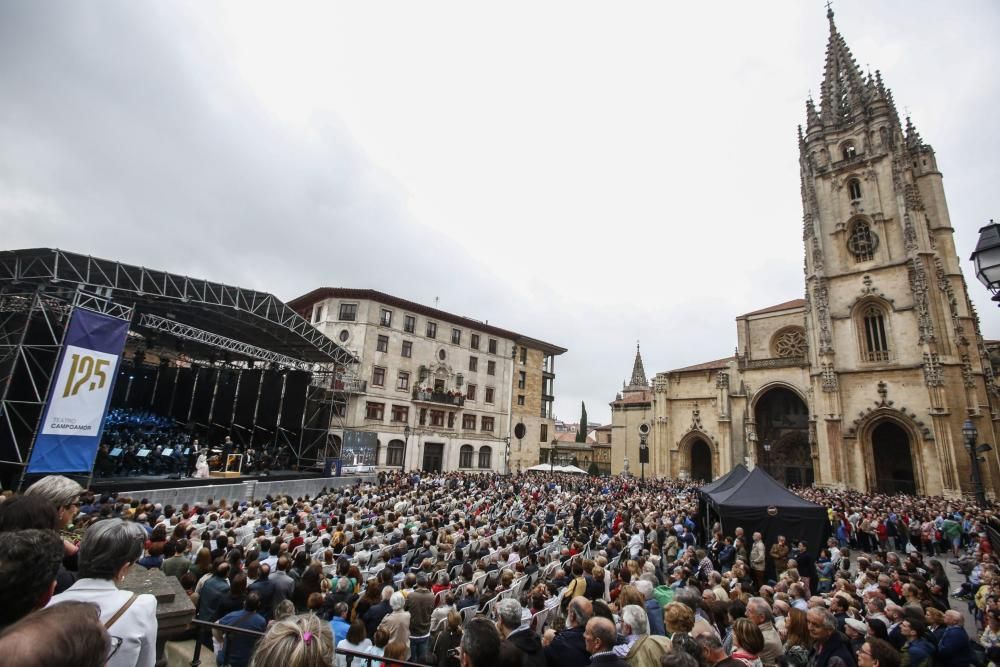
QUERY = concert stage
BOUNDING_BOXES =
[89,470,376,508]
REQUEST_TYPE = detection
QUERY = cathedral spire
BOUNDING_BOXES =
[819,7,868,127]
[626,341,649,390]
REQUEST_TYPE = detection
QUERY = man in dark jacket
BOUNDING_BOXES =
[584,617,629,667]
[806,608,857,667]
[936,611,974,667]
[247,563,276,619]
[543,596,592,667]
[497,598,545,667]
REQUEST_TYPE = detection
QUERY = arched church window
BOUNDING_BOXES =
[772,327,807,358]
[848,178,862,201]
[847,220,878,262]
[861,304,890,362]
[842,142,857,160]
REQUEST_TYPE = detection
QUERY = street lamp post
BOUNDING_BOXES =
[402,424,411,473]
[550,438,558,474]
[970,220,1000,304]
[763,441,772,473]
[638,423,650,483]
[962,419,991,507]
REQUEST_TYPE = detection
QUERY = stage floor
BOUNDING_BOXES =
[89,469,328,494]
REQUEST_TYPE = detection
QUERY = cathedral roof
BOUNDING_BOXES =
[667,356,734,373]
[739,298,806,318]
[611,389,651,406]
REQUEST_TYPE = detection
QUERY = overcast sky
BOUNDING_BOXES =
[3,1,999,425]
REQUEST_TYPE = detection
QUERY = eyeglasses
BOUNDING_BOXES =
[857,648,873,658]
[108,636,124,661]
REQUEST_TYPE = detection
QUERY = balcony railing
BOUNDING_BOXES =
[412,389,465,407]
[334,376,367,393]
[736,355,806,370]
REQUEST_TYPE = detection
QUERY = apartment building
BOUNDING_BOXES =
[289,288,565,473]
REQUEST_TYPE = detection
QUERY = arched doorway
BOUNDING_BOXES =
[691,440,712,482]
[871,421,916,494]
[754,386,813,487]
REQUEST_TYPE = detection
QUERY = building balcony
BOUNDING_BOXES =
[412,389,465,407]
[334,377,367,393]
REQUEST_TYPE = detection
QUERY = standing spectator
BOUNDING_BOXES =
[47,518,158,667]
[0,529,65,630]
[543,597,593,667]
[805,607,856,667]
[378,592,412,660]
[218,592,267,667]
[329,602,351,646]
[270,556,297,608]
[162,541,191,579]
[769,537,790,579]
[935,610,973,667]
[751,533,767,589]
[363,586,394,639]
[337,620,374,667]
[406,573,435,661]
[746,597,783,667]
[583,616,629,667]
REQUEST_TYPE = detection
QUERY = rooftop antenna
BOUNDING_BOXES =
[434,296,439,308]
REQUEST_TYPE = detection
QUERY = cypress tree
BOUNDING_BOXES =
[576,401,588,443]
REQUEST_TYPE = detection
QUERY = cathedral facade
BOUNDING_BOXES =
[610,11,1000,499]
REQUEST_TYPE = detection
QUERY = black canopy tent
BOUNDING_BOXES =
[699,466,829,559]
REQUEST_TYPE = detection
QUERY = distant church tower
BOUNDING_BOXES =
[800,9,999,495]
[625,342,649,392]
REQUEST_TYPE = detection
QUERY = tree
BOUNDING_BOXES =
[576,402,588,443]
[588,461,600,476]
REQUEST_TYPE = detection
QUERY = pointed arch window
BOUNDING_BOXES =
[848,178,862,201]
[847,220,878,262]
[842,142,857,161]
[861,304,891,362]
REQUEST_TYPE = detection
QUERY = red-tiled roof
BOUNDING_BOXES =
[668,356,735,373]
[739,298,806,318]
[611,390,651,406]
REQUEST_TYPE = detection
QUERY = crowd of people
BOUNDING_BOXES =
[0,468,997,667]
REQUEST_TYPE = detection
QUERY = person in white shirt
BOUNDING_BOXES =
[47,519,158,667]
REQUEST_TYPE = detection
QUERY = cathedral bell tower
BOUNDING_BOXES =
[799,9,998,496]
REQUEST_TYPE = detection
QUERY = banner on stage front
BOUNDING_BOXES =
[27,308,130,473]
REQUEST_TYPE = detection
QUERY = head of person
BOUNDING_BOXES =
[746,597,773,626]
[250,612,334,667]
[900,618,926,641]
[583,617,617,655]
[77,518,146,581]
[0,529,65,630]
[389,591,405,612]
[943,610,963,627]
[0,495,59,532]
[857,638,901,667]
[495,598,522,637]
[732,617,765,656]
[24,476,83,529]
[461,617,501,667]
[0,600,109,667]
[807,608,836,643]
[567,596,594,630]
[664,601,695,635]
[621,604,649,637]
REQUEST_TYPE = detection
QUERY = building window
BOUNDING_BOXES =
[401,340,412,358]
[488,339,498,354]
[517,395,525,406]
[430,410,445,427]
[426,321,437,339]
[452,328,462,345]
[396,371,410,391]
[376,335,389,353]
[312,305,323,323]
[365,402,384,421]
[848,178,862,201]
[447,412,455,428]
[391,405,409,422]
[520,346,527,364]
[485,387,495,404]
[339,303,357,321]
[466,384,477,401]
[481,416,494,432]
[469,356,478,372]
[518,371,526,389]
[842,141,857,160]
[380,309,392,327]
[847,220,878,262]
[462,414,476,430]
[438,349,446,361]
[386,440,404,466]
[404,315,415,334]
[487,360,496,375]
[419,408,427,425]
[861,304,891,362]
[338,329,350,342]
[434,378,445,392]
[470,334,480,350]
[459,445,474,468]
[372,366,386,387]
[540,424,548,442]
[478,446,492,469]
[772,327,807,358]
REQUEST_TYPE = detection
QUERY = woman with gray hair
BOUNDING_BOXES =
[47,518,158,667]
[25,474,85,559]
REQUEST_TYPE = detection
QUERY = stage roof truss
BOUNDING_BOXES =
[139,313,311,371]
[0,249,357,367]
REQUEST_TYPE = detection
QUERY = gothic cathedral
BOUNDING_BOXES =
[610,10,999,499]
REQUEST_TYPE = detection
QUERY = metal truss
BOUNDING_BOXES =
[138,313,311,370]
[0,248,356,366]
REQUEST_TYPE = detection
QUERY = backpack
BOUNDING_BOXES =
[653,585,675,607]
